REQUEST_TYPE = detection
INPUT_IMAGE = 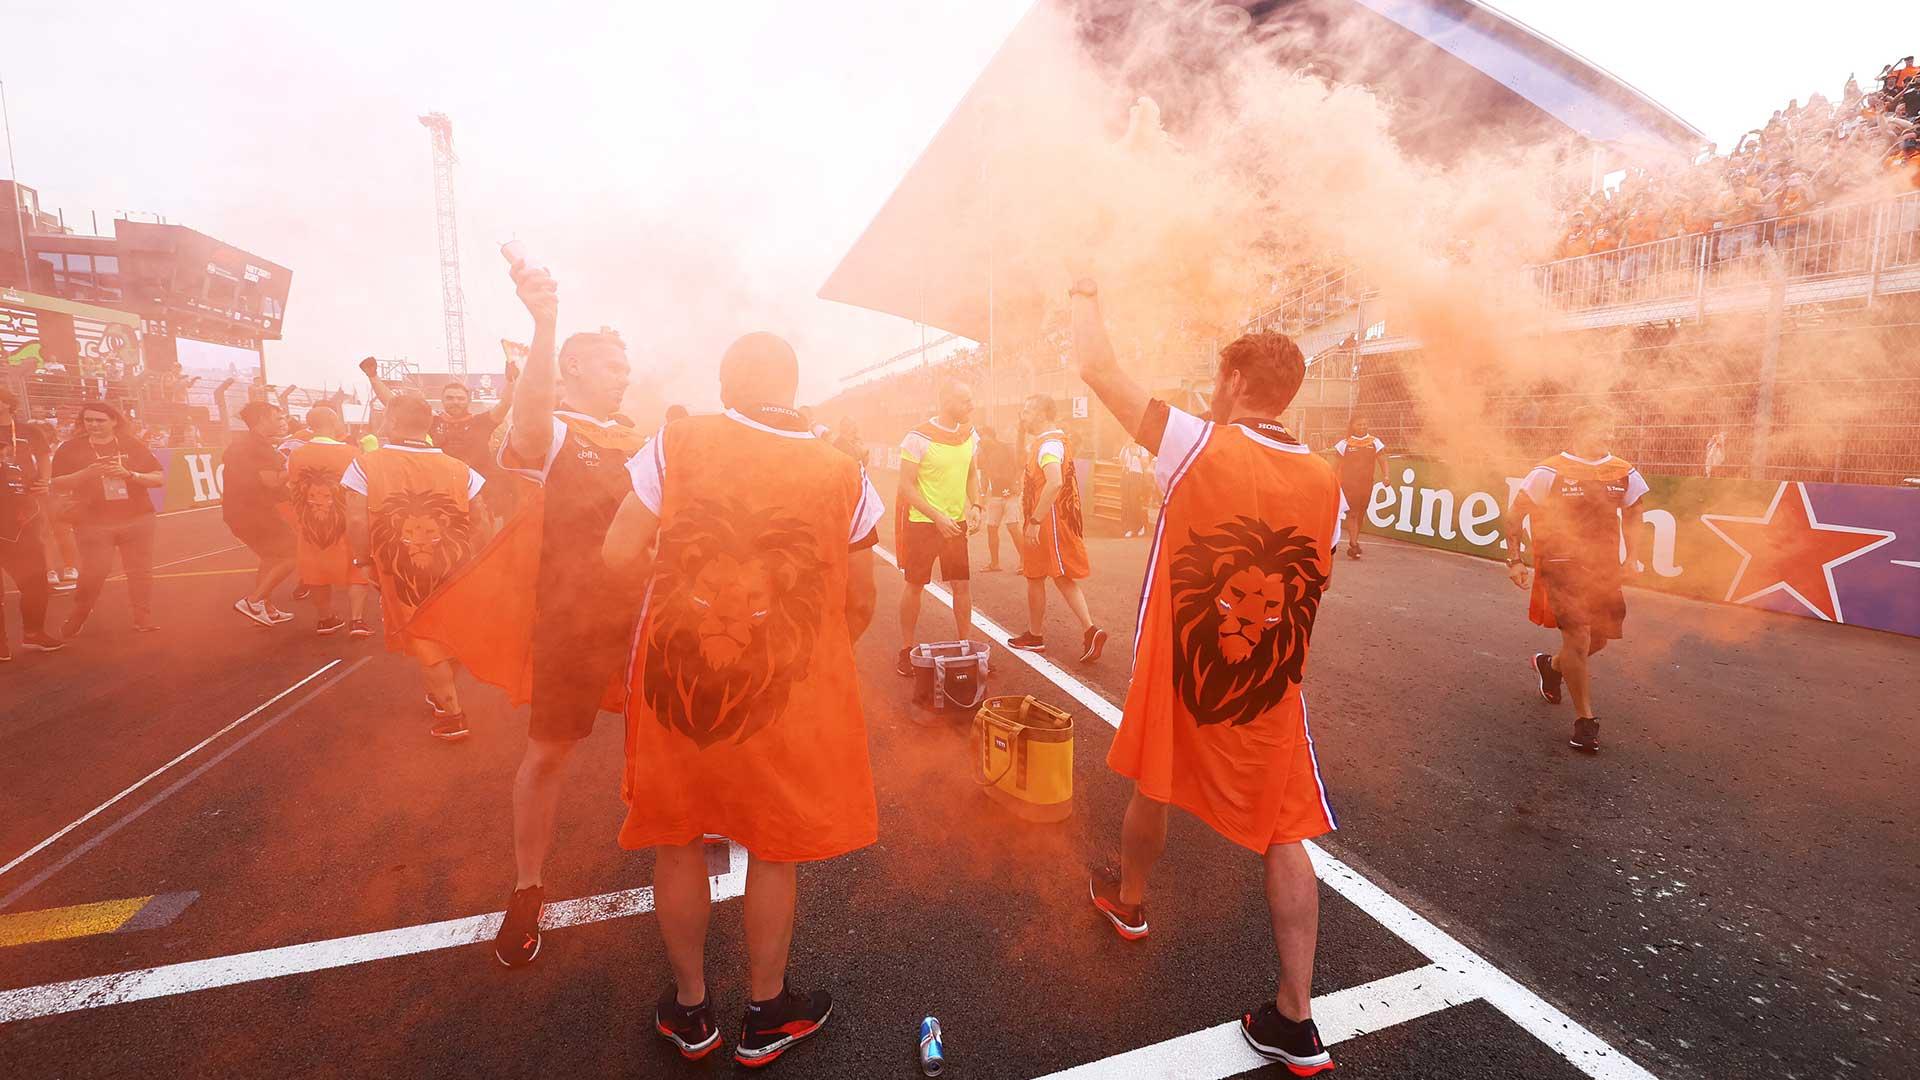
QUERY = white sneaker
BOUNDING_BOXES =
[48,570,76,593]
[264,604,296,624]
[60,567,78,583]
[234,598,277,628]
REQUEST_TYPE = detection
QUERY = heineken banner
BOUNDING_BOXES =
[147,447,229,513]
[1354,458,1920,639]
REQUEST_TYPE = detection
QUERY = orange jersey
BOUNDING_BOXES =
[341,441,485,660]
[1512,452,1649,629]
[1020,426,1089,580]
[286,438,362,587]
[620,407,886,862]
[1108,403,1343,852]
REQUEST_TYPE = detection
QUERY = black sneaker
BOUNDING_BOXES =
[1088,873,1148,940]
[1007,633,1046,652]
[20,632,66,653]
[734,983,832,1068]
[316,616,346,636]
[348,619,374,638]
[656,987,722,1061]
[895,648,914,677]
[1570,716,1601,753]
[430,713,470,741]
[1080,626,1109,663]
[1240,1002,1334,1075]
[493,884,544,967]
[1533,653,1562,704]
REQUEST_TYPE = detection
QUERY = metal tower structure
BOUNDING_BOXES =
[418,112,468,376]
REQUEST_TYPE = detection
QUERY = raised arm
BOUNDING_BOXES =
[1069,278,1150,436]
[506,263,560,467]
[358,357,395,406]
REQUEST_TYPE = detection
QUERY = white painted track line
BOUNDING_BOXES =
[0,843,749,1025]
[879,546,1661,1080]
[1033,963,1478,1080]
[0,660,347,883]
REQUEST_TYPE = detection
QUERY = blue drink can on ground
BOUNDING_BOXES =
[919,1016,945,1076]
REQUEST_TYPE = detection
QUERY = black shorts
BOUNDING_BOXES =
[1540,561,1626,642]
[227,513,296,560]
[528,610,635,742]
[900,518,969,587]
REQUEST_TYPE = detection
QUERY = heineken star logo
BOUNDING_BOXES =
[1699,482,1896,623]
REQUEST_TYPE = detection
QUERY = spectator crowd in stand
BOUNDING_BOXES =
[1555,55,1920,264]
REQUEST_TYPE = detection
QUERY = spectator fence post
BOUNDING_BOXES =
[1749,247,1789,480]
[1865,200,1886,308]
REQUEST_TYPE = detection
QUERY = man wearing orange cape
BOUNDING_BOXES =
[602,332,882,1068]
[342,394,489,740]
[284,406,370,636]
[1071,277,1342,1077]
[404,261,645,970]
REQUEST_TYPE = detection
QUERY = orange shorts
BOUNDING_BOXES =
[1021,510,1089,581]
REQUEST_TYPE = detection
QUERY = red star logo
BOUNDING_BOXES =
[1699,482,1895,623]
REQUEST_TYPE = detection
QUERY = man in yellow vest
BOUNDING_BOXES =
[893,379,981,675]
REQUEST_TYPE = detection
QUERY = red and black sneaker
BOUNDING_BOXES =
[1241,1003,1334,1076]
[492,884,544,968]
[1006,633,1046,653]
[1089,873,1149,941]
[733,983,831,1068]
[1532,653,1563,704]
[1080,625,1109,663]
[655,986,722,1060]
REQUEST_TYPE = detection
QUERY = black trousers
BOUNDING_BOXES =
[0,524,52,636]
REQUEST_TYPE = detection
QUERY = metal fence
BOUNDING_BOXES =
[1349,316,1920,486]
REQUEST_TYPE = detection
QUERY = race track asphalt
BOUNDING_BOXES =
[1,499,1914,1079]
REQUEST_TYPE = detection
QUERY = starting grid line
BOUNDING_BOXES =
[887,547,1659,1080]
[0,845,749,1025]
[0,544,1656,1079]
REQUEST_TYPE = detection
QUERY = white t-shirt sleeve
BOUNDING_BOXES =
[339,459,369,496]
[1036,437,1066,467]
[850,467,885,545]
[1332,438,1349,456]
[628,433,666,515]
[1623,468,1650,508]
[466,468,486,501]
[1515,465,1557,507]
[898,430,930,463]
[1372,436,1387,453]
[1151,406,1210,498]
[496,415,568,484]
[1332,488,1349,549]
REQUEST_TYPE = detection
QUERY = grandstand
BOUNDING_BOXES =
[820,2,1920,499]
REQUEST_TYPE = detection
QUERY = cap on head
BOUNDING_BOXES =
[718,332,799,409]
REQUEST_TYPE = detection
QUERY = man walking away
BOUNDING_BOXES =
[50,402,165,637]
[894,380,981,675]
[1072,276,1341,1076]
[1007,395,1106,662]
[286,407,370,636]
[342,394,489,741]
[223,401,299,627]
[604,332,883,1068]
[1505,406,1648,753]
[978,424,1022,571]
[1331,418,1387,559]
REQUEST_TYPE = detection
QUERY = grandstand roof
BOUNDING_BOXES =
[820,0,1708,345]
